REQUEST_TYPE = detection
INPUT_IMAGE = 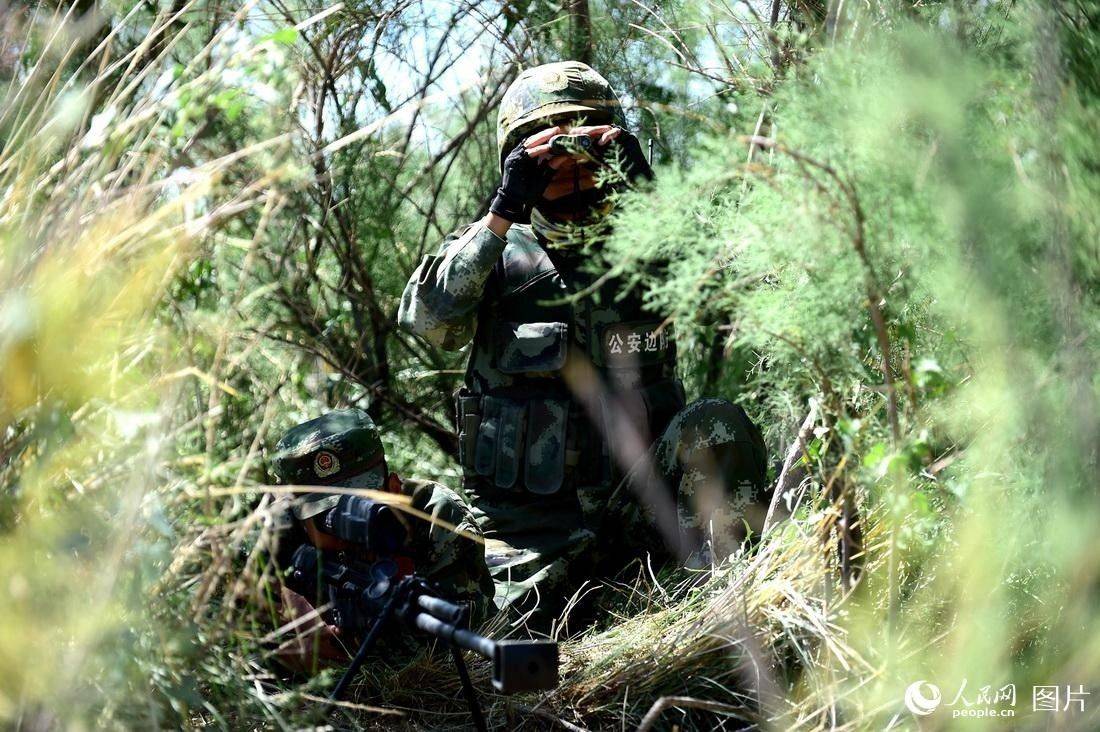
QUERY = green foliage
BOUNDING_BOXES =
[602,0,1099,724]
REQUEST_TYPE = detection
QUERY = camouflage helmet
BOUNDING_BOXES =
[271,408,387,519]
[497,61,627,171]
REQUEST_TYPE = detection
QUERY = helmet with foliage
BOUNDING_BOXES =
[496,61,627,171]
[271,408,387,519]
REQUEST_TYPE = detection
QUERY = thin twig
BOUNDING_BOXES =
[636,695,747,731]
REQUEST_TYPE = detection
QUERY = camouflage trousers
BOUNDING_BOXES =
[465,398,768,628]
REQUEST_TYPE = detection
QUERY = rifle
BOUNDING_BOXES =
[290,545,558,730]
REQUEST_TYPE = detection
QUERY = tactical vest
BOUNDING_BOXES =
[455,225,685,495]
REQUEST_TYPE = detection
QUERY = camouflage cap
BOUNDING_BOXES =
[271,409,387,519]
[497,61,627,171]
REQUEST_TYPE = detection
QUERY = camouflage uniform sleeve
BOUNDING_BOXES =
[405,479,496,623]
[397,220,507,350]
[266,494,307,571]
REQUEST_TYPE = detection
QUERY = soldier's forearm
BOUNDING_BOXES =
[397,219,508,349]
[485,212,512,238]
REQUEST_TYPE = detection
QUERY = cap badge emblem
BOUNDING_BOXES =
[539,69,568,92]
[313,450,340,478]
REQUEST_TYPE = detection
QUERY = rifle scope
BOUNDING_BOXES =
[315,495,406,553]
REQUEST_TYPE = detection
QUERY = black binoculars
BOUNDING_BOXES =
[549,133,595,156]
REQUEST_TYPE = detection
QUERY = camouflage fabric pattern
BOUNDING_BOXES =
[622,398,769,560]
[473,494,595,618]
[398,221,676,393]
[497,61,627,170]
[398,218,771,624]
[521,398,569,495]
[397,222,505,352]
[270,408,386,519]
[401,477,496,620]
[497,322,568,373]
[472,397,769,624]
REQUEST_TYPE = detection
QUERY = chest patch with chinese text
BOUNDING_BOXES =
[599,322,670,368]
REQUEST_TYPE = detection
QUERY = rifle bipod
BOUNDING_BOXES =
[321,574,558,730]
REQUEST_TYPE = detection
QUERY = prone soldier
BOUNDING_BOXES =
[265,408,494,672]
[397,62,770,626]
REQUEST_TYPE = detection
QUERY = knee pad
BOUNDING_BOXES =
[660,398,767,487]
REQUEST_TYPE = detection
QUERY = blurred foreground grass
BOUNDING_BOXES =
[0,4,298,725]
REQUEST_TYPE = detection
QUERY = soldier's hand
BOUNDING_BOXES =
[489,129,561,225]
[274,585,347,673]
[530,124,618,202]
[273,621,345,673]
[528,124,652,185]
[601,127,654,182]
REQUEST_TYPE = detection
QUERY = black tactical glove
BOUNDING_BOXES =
[605,127,654,183]
[490,142,556,224]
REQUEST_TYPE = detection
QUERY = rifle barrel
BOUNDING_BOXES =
[414,612,496,658]
[417,593,465,624]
